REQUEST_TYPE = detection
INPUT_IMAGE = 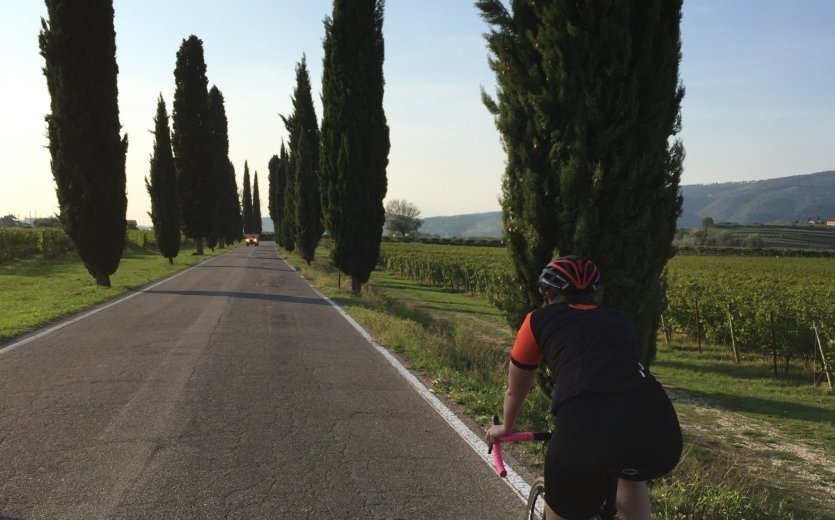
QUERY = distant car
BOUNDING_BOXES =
[245,234,260,246]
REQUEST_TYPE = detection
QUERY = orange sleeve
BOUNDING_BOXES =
[510,312,542,369]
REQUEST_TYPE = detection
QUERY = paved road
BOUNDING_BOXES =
[0,244,524,519]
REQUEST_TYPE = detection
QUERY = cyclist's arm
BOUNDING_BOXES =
[501,363,537,432]
[502,311,542,432]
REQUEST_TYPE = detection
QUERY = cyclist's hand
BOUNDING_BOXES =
[485,423,512,444]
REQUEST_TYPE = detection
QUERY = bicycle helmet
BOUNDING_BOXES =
[539,255,600,292]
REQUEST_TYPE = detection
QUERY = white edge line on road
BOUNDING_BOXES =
[0,255,220,357]
[304,280,531,504]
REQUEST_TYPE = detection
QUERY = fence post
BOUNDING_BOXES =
[695,297,702,353]
[770,311,778,376]
[727,303,740,363]
[660,315,672,349]
[812,321,834,391]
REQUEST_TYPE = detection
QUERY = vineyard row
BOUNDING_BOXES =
[378,243,835,364]
[0,228,195,263]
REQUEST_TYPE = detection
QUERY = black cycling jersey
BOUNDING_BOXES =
[512,303,655,414]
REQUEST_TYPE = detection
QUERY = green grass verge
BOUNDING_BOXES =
[283,246,833,520]
[653,346,835,453]
[0,244,233,341]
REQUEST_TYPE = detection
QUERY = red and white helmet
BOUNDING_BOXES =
[539,256,600,292]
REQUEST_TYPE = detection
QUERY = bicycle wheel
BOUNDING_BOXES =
[525,477,547,520]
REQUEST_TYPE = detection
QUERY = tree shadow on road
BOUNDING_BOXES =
[197,264,295,272]
[143,289,330,306]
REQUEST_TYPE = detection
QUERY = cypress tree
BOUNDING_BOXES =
[268,154,279,231]
[226,161,244,243]
[252,171,263,235]
[282,56,322,263]
[321,0,390,295]
[145,95,180,264]
[172,35,214,255]
[207,85,231,248]
[39,0,128,287]
[478,1,684,363]
[241,162,254,234]
[278,143,295,251]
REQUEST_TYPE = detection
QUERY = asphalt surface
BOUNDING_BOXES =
[0,243,524,519]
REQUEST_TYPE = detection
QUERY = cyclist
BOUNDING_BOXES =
[486,256,682,520]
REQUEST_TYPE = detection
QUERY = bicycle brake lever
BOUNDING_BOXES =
[488,414,500,454]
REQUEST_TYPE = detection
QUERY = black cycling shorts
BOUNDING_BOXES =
[544,383,682,519]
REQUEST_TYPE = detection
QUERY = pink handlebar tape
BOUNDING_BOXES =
[490,432,536,477]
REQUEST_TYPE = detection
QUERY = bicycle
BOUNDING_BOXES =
[489,416,618,520]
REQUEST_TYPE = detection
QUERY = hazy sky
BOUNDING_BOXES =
[2,1,834,225]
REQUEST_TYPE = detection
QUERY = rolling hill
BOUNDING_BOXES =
[420,171,835,237]
[257,171,835,239]
[678,170,835,228]
[420,211,502,238]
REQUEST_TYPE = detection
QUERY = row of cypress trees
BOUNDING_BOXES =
[270,0,389,295]
[273,143,295,252]
[41,0,245,279]
[40,0,390,293]
[279,56,323,264]
[41,0,684,362]
[168,36,243,256]
[240,163,262,236]
[148,75,245,264]
[147,36,255,262]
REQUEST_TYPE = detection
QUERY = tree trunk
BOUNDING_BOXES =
[195,237,204,255]
[95,273,111,287]
[351,276,362,296]
[660,315,671,349]
[168,256,174,265]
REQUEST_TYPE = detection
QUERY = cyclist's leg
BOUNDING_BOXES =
[544,502,556,519]
[543,502,564,520]
[607,384,680,520]
[615,479,650,520]
[545,396,612,519]
[544,503,596,520]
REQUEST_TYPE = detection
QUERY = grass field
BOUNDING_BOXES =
[0,243,232,341]
[653,345,835,448]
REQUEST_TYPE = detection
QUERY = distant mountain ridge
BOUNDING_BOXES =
[419,171,835,237]
[421,211,502,238]
[678,170,835,228]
